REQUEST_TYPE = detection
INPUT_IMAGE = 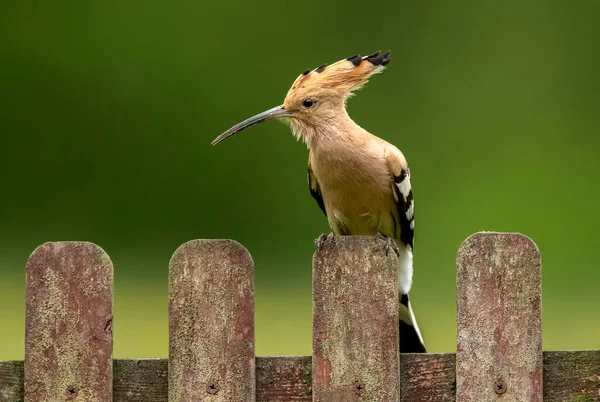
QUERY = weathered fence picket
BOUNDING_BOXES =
[0,233,598,402]
[24,242,113,401]
[457,233,543,401]
[312,236,400,401]
[169,240,255,401]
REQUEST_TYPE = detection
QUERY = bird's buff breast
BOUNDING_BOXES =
[325,187,395,237]
[315,159,395,237]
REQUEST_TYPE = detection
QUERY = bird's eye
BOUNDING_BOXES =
[303,99,314,108]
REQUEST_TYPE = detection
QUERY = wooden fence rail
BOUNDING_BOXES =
[0,232,598,402]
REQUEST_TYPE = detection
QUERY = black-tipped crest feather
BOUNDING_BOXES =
[347,54,362,66]
[367,50,391,66]
[366,50,381,59]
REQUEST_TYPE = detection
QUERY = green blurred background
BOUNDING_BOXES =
[1,0,599,360]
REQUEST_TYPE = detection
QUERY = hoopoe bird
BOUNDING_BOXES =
[212,50,426,353]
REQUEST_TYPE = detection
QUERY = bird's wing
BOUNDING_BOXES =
[308,159,327,217]
[385,146,414,249]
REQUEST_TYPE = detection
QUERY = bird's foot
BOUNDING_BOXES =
[375,232,400,257]
[315,232,335,249]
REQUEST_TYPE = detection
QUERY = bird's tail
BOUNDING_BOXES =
[399,294,427,353]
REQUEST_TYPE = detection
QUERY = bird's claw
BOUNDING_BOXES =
[375,232,400,257]
[315,232,335,249]
[315,234,327,249]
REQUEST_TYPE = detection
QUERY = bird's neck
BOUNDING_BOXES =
[297,110,366,150]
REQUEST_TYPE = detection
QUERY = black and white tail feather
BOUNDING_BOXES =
[399,294,426,353]
[393,167,426,353]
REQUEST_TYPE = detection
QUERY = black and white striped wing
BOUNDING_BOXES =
[392,168,415,250]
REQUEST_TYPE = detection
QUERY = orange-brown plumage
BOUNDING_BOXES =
[279,51,391,146]
[212,50,426,353]
[288,51,389,97]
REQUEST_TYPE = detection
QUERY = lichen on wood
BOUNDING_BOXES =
[456,232,542,402]
[2,351,600,400]
[25,242,113,402]
[312,236,399,402]
[168,239,255,402]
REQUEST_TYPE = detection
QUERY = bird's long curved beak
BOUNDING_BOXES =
[211,105,290,146]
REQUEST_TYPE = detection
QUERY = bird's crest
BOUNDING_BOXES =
[288,50,391,99]
[211,50,392,147]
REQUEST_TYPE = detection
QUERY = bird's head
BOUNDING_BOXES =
[211,51,390,147]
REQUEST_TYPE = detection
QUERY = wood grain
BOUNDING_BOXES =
[169,239,255,402]
[1,353,599,401]
[256,356,311,401]
[114,359,168,402]
[312,236,400,401]
[25,242,113,402]
[400,353,456,401]
[456,232,543,402]
[543,350,600,401]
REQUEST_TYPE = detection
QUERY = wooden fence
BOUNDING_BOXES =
[0,232,598,401]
